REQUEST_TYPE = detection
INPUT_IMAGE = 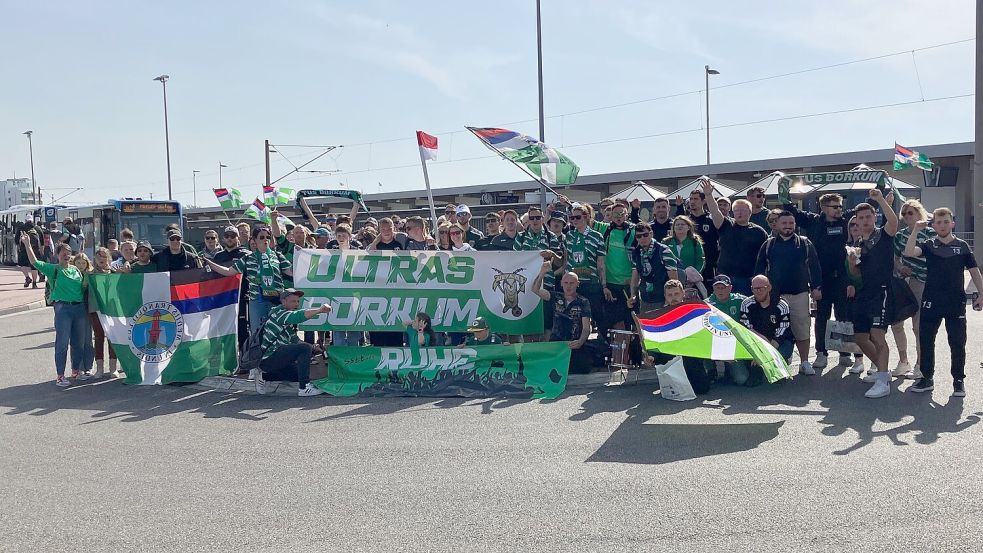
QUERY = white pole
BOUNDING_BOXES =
[419,152,439,233]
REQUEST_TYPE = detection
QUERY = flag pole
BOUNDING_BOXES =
[464,126,564,206]
[418,149,439,233]
[536,0,547,213]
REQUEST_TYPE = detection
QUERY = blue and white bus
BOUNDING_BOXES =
[57,199,183,258]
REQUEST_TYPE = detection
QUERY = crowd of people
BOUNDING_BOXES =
[15,184,983,400]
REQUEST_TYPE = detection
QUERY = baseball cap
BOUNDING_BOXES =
[135,240,154,253]
[167,228,182,239]
[549,211,567,222]
[456,204,471,215]
[467,317,489,332]
[712,274,732,287]
[323,214,337,223]
[365,217,378,227]
[314,227,330,237]
[222,225,238,236]
[485,212,500,220]
[280,288,305,301]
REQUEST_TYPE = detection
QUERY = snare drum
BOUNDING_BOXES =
[606,329,639,385]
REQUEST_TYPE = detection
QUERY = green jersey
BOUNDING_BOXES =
[514,228,564,289]
[564,227,605,284]
[709,293,746,319]
[603,225,635,286]
[34,261,84,303]
[893,226,935,283]
[464,333,505,346]
[233,249,292,301]
[261,305,306,358]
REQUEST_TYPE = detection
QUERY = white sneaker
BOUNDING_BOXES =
[298,384,324,397]
[908,369,923,380]
[865,373,891,398]
[848,358,865,374]
[837,355,854,368]
[93,361,105,379]
[249,368,266,395]
[813,353,828,369]
[799,361,816,376]
[891,361,912,378]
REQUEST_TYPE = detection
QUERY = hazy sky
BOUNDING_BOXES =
[0,0,975,206]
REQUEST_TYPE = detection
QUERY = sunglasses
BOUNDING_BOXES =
[528,215,543,221]
[569,215,583,220]
[205,236,218,240]
[450,230,463,236]
[257,235,271,240]
[636,232,651,237]
[824,204,843,209]
[168,236,182,241]
[752,194,764,198]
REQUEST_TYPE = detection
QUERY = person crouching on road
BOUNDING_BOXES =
[21,233,86,387]
[253,288,331,397]
[662,279,712,395]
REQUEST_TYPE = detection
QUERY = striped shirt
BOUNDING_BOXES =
[260,306,307,359]
[232,250,292,300]
[893,226,936,282]
[514,228,565,288]
[564,227,606,283]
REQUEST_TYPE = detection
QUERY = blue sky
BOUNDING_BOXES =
[0,0,975,206]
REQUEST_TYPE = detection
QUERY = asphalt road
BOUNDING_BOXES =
[2,307,982,552]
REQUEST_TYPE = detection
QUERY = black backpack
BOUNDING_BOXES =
[238,319,267,374]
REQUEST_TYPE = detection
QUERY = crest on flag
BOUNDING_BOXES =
[129,301,185,362]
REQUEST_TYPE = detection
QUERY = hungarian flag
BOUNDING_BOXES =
[263,185,293,206]
[417,130,438,161]
[466,126,579,185]
[89,270,241,385]
[213,187,242,209]
[894,143,933,171]
[636,302,791,383]
[245,197,271,223]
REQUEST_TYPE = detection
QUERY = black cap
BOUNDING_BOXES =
[712,274,732,287]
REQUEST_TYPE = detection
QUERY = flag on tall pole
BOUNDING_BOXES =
[894,143,933,171]
[416,130,440,232]
[466,126,579,186]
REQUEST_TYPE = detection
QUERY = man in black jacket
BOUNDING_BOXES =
[755,210,823,376]
[785,193,855,370]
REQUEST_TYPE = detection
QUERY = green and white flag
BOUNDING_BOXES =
[89,270,241,385]
[213,187,243,210]
[263,185,294,206]
[894,144,933,171]
[466,127,580,185]
[244,197,272,224]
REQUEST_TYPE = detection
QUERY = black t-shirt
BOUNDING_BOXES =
[464,227,484,247]
[153,249,199,272]
[325,239,363,250]
[690,212,719,267]
[920,237,978,312]
[550,291,592,341]
[405,238,435,251]
[213,246,249,266]
[650,219,673,242]
[374,233,407,251]
[856,227,894,295]
[749,209,770,230]
[717,219,768,278]
[487,232,519,251]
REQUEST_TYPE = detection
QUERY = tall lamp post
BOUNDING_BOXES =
[535,0,546,211]
[192,170,200,206]
[153,74,173,200]
[705,65,720,166]
[22,130,36,203]
[219,163,228,188]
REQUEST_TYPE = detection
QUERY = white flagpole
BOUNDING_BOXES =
[418,148,439,233]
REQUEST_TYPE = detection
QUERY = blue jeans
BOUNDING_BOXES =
[248,298,273,334]
[53,302,88,377]
[333,331,363,346]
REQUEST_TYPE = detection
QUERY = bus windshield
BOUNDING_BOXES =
[119,214,174,246]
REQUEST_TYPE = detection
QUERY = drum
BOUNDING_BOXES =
[605,329,639,386]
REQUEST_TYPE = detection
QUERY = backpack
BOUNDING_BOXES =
[238,319,267,374]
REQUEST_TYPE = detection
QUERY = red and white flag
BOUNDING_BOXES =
[416,130,438,161]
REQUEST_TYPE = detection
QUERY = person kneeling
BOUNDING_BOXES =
[730,275,795,386]
[661,280,713,394]
[532,263,594,374]
[254,288,332,397]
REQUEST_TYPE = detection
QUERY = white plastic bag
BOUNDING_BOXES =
[824,320,861,354]
[656,357,696,401]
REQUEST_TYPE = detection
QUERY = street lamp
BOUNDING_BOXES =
[219,163,228,188]
[153,74,173,200]
[22,131,36,204]
[705,65,720,166]
[192,170,200,206]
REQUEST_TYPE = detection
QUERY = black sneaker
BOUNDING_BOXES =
[23,277,30,288]
[953,380,966,397]
[910,377,934,393]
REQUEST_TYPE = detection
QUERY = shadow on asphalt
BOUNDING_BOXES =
[576,368,982,464]
[6,327,54,338]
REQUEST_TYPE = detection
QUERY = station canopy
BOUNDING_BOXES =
[604,181,667,203]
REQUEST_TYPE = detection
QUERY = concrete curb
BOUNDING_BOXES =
[189,367,662,398]
[0,300,48,319]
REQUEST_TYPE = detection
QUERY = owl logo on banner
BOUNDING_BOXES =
[491,267,527,317]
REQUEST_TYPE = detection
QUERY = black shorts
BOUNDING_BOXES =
[852,286,891,333]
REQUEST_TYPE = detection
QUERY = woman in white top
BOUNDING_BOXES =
[449,224,475,252]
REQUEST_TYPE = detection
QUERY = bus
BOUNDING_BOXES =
[0,204,63,265]
[56,199,183,258]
